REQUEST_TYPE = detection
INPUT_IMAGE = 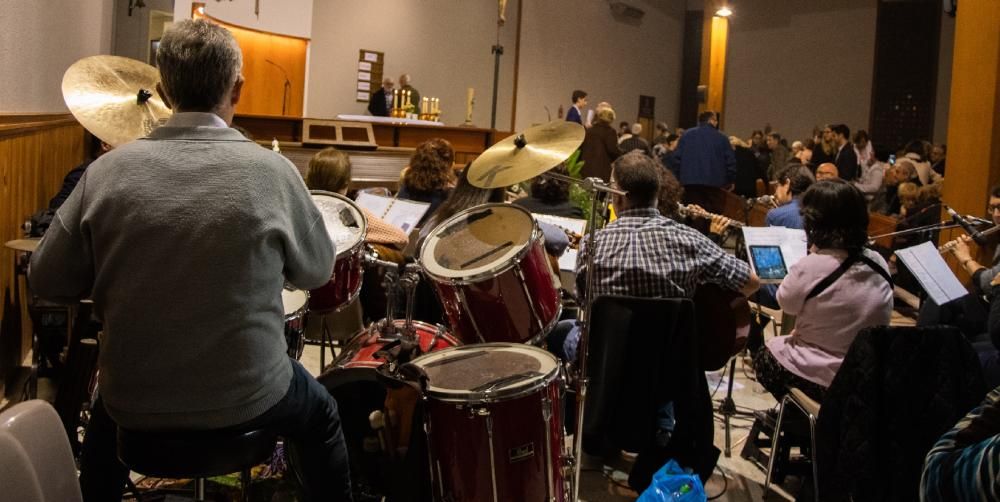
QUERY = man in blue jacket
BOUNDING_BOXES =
[670,110,736,223]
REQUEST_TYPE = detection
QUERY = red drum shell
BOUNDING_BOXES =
[420,204,561,344]
[320,320,459,387]
[308,191,367,314]
[307,241,364,313]
[416,344,565,501]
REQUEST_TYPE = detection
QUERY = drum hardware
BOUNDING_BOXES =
[466,120,585,190]
[61,55,172,147]
[539,170,626,501]
[486,413,500,502]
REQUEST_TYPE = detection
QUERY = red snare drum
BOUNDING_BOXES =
[309,191,367,313]
[320,320,459,387]
[412,343,566,502]
[419,204,561,345]
[281,288,308,359]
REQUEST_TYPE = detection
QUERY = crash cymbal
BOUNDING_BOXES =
[468,120,585,189]
[62,55,172,147]
[4,238,41,253]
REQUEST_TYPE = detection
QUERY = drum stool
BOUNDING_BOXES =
[117,426,278,502]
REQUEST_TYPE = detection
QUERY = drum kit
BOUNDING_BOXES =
[47,54,626,501]
[304,121,624,501]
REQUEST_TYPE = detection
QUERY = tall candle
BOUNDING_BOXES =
[466,88,474,122]
[393,89,399,109]
[422,97,429,114]
[404,90,411,108]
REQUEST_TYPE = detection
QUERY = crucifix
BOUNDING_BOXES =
[255,0,260,19]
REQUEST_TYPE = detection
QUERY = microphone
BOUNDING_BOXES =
[946,205,988,245]
[265,59,292,115]
[543,106,552,121]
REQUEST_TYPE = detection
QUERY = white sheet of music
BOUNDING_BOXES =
[741,226,808,269]
[354,192,430,235]
[895,241,969,305]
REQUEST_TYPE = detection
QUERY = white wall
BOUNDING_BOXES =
[112,0,174,63]
[722,0,878,141]
[0,0,115,112]
[306,0,518,129]
[306,0,685,132]
[515,0,686,131]
[173,0,312,38]
[934,12,955,145]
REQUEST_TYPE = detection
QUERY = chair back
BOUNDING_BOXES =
[582,295,699,453]
[817,325,987,501]
[0,400,83,502]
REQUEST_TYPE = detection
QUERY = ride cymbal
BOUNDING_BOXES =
[62,55,171,147]
[468,120,585,189]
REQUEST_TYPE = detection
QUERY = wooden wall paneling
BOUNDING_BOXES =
[196,13,309,117]
[0,117,85,386]
[939,1,1000,281]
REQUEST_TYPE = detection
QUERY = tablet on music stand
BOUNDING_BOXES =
[749,245,788,284]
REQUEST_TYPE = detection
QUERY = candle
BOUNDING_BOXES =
[422,97,429,114]
[433,97,440,114]
[404,90,411,108]
[393,89,399,110]
[466,88,474,122]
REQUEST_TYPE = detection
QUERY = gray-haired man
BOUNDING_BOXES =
[30,20,351,500]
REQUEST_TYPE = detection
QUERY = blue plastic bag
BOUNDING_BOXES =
[636,459,707,502]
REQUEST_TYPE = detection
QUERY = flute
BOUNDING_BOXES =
[938,224,1000,253]
[677,203,745,228]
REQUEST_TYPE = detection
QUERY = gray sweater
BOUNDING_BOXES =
[29,114,334,430]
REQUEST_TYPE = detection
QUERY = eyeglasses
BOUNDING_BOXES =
[989,204,1000,214]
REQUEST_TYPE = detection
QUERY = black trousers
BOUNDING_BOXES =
[79,359,353,501]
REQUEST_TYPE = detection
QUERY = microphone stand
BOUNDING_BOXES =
[543,170,626,501]
[265,59,292,116]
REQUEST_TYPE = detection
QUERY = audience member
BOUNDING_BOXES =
[766,132,789,181]
[512,164,585,218]
[653,121,671,146]
[811,125,836,166]
[816,162,839,181]
[853,129,874,168]
[566,89,587,124]
[670,110,736,217]
[731,136,766,198]
[854,146,888,200]
[930,143,947,176]
[620,123,651,156]
[902,140,943,186]
[579,105,621,181]
[398,138,456,223]
[831,124,859,181]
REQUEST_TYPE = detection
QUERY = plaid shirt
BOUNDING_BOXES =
[576,207,751,299]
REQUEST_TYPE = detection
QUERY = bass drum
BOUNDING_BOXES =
[318,320,459,501]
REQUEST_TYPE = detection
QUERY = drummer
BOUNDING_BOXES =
[547,152,759,489]
[29,20,352,500]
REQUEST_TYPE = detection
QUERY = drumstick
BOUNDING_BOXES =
[459,240,514,268]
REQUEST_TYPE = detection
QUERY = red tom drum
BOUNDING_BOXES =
[411,343,567,502]
[309,191,367,314]
[419,204,561,345]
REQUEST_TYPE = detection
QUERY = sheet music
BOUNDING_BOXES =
[355,192,430,235]
[895,241,969,305]
[741,226,808,273]
[532,213,587,271]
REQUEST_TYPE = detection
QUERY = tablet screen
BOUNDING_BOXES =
[750,245,788,281]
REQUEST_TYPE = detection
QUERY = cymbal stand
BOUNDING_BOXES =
[398,264,422,341]
[543,172,626,501]
[365,251,402,340]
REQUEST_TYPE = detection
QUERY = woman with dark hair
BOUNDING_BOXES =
[752,180,894,401]
[512,164,584,218]
[418,165,507,242]
[398,138,457,222]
